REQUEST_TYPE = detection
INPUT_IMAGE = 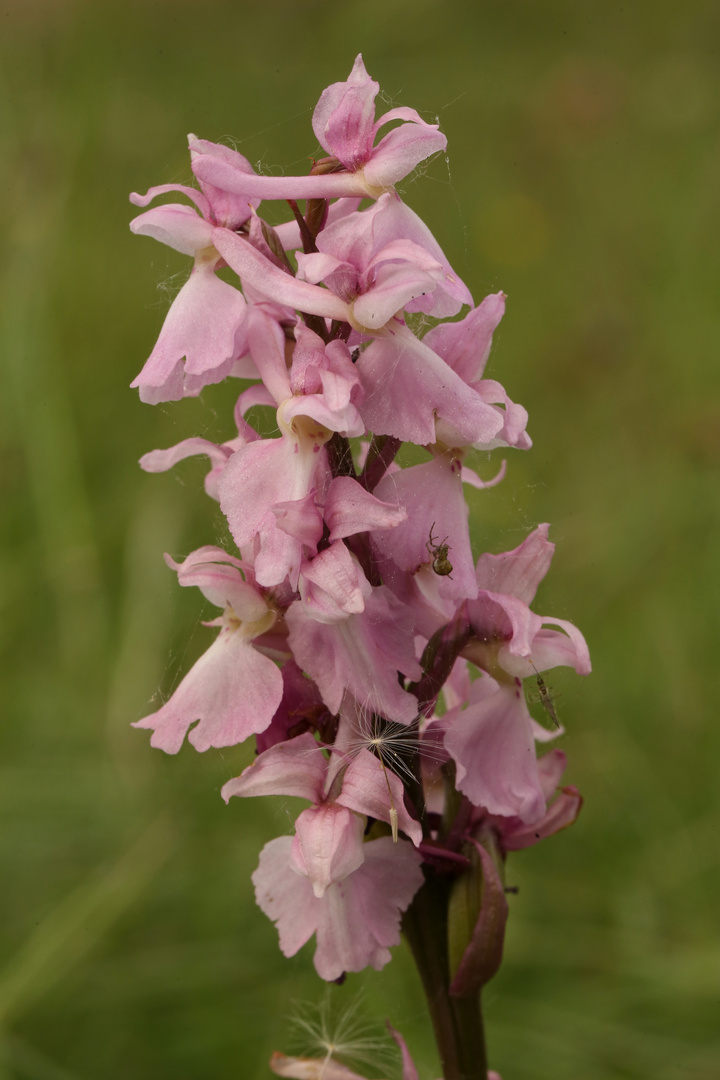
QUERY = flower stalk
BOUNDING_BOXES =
[403,868,488,1080]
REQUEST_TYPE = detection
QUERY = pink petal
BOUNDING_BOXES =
[364,118,447,188]
[475,524,554,603]
[164,548,265,617]
[193,156,372,200]
[372,456,478,604]
[221,732,327,804]
[272,492,325,552]
[253,836,320,957]
[212,227,352,321]
[461,459,507,490]
[472,379,531,451]
[312,54,378,167]
[528,621,592,676]
[254,833,422,981]
[357,326,505,446]
[188,134,258,228]
[130,261,246,403]
[286,588,421,726]
[468,591,544,665]
[256,659,326,753]
[245,306,292,405]
[444,677,546,822]
[130,204,214,256]
[290,805,366,897]
[502,787,583,851]
[337,749,422,846]
[218,437,320,588]
[298,541,369,623]
[423,292,506,384]
[351,252,446,330]
[386,1025,420,1080]
[313,837,423,979]
[133,621,283,753]
[324,475,406,541]
[139,437,233,500]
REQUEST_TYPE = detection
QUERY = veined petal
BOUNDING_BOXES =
[325,476,406,541]
[130,261,246,403]
[364,119,447,188]
[291,805,366,898]
[444,676,546,822]
[312,54,378,165]
[130,204,214,256]
[212,228,351,322]
[337,749,422,846]
[286,588,421,725]
[222,732,327,804]
[133,622,282,753]
[298,542,369,623]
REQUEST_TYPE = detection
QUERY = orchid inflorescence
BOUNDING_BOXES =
[129,55,590,1080]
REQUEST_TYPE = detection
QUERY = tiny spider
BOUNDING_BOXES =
[426,522,453,577]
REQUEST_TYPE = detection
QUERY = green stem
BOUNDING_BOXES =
[403,868,488,1080]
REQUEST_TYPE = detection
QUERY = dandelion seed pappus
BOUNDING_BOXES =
[426,521,453,577]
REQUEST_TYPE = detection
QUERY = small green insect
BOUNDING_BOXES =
[426,522,453,577]
[529,660,560,728]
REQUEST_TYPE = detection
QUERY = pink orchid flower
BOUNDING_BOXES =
[128,138,259,402]
[286,578,422,726]
[252,827,422,981]
[295,193,472,330]
[221,729,422,847]
[443,526,590,818]
[225,733,423,980]
[217,316,371,588]
[481,747,583,851]
[133,548,283,752]
[192,54,447,203]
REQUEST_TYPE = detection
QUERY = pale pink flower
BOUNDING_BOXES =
[230,733,423,979]
[253,831,422,981]
[356,323,510,447]
[296,193,471,330]
[129,141,258,402]
[217,318,372,587]
[312,54,447,189]
[192,55,446,202]
[133,548,283,753]
[443,526,590,818]
[286,582,422,726]
[222,730,421,847]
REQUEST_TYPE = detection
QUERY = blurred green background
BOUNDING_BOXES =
[1,1,719,1078]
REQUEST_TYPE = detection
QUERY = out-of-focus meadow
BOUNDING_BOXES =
[1,1,719,1077]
